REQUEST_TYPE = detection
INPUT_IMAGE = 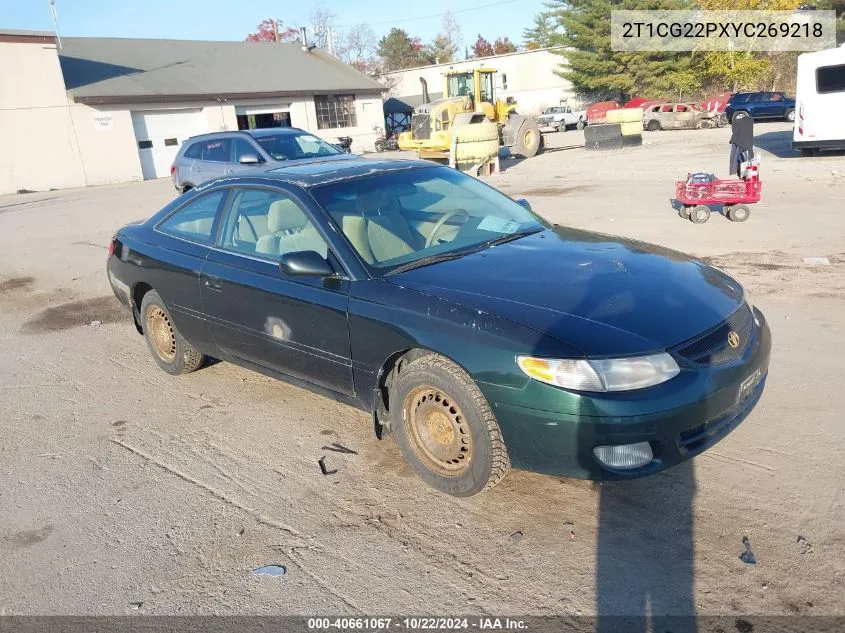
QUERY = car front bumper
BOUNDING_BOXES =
[482,308,772,480]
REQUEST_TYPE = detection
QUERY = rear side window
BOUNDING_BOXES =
[731,94,750,103]
[183,142,202,159]
[200,139,232,162]
[158,190,227,244]
[817,64,845,94]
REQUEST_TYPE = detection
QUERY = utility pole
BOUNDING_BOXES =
[49,0,62,49]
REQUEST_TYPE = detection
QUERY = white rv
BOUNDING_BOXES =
[793,44,845,156]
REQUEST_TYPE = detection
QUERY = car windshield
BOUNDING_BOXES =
[310,166,547,273]
[252,132,340,161]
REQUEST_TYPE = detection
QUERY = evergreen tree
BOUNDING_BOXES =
[377,28,431,71]
[546,0,696,100]
[523,12,559,49]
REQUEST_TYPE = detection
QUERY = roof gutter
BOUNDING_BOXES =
[71,88,385,105]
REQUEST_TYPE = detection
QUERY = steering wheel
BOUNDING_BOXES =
[426,209,469,248]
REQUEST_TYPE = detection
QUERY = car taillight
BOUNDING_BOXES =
[170,165,176,176]
[108,237,116,257]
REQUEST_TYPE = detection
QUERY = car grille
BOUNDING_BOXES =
[674,303,755,365]
[411,114,431,140]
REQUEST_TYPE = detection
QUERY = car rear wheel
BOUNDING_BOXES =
[140,290,205,375]
[390,354,510,496]
[689,204,711,224]
[732,111,750,121]
[785,108,795,122]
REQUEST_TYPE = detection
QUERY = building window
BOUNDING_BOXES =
[315,94,357,129]
[164,138,178,147]
[138,140,153,149]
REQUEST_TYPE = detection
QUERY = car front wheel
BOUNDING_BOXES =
[140,290,205,375]
[391,354,510,496]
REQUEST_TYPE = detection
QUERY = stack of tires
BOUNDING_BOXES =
[584,123,623,151]
[606,107,644,147]
[452,120,500,171]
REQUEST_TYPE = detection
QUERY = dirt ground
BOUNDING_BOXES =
[0,122,843,617]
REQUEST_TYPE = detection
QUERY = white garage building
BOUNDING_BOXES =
[0,29,385,194]
[380,48,577,118]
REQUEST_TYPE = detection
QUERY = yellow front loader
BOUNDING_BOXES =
[397,68,543,161]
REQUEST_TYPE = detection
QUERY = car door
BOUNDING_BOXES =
[192,137,231,184]
[151,188,230,351]
[228,137,267,177]
[673,104,694,129]
[199,185,354,395]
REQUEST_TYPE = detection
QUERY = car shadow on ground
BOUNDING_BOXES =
[593,462,697,632]
[755,130,845,160]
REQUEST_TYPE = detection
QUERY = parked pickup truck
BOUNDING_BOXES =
[536,106,587,132]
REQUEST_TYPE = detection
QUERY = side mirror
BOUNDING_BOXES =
[279,251,336,277]
[515,198,532,212]
[239,153,261,165]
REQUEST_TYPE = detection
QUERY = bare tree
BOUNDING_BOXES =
[439,11,463,60]
[339,24,377,71]
[308,7,337,51]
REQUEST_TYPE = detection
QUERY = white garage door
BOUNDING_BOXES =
[131,109,204,180]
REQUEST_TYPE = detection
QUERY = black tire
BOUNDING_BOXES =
[576,119,586,130]
[511,118,542,158]
[679,205,692,219]
[140,290,205,375]
[375,140,385,152]
[181,184,193,194]
[390,354,510,496]
[732,110,750,121]
[785,108,795,122]
[690,204,711,224]
[727,204,750,222]
[557,121,567,133]
[646,119,661,131]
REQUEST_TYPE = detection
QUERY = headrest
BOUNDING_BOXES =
[356,189,392,214]
[267,199,309,232]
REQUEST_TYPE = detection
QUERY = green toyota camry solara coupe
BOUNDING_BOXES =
[107,159,771,496]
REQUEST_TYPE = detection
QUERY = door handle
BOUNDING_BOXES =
[202,276,223,291]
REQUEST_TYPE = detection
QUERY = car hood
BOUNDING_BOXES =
[387,227,744,356]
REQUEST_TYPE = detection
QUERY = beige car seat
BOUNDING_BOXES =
[356,189,421,263]
[256,199,327,258]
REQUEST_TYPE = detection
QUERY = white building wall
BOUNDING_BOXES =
[382,48,577,116]
[0,39,87,194]
[1,37,386,193]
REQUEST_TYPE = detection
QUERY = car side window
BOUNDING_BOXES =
[675,104,688,112]
[233,138,260,162]
[158,190,227,244]
[661,104,673,112]
[200,139,232,162]
[219,188,329,261]
[183,142,202,159]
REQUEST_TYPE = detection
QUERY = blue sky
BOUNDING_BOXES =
[2,0,547,50]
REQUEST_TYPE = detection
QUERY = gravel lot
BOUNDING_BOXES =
[1,122,843,617]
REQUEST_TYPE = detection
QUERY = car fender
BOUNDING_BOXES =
[349,281,582,413]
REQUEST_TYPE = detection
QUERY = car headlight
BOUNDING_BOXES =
[517,353,680,392]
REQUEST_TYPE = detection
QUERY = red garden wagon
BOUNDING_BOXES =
[675,162,762,224]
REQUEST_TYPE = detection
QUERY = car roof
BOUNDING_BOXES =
[195,158,437,189]
[184,127,312,142]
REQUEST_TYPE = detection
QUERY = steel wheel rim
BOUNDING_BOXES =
[146,305,177,363]
[524,128,536,148]
[405,387,472,475]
